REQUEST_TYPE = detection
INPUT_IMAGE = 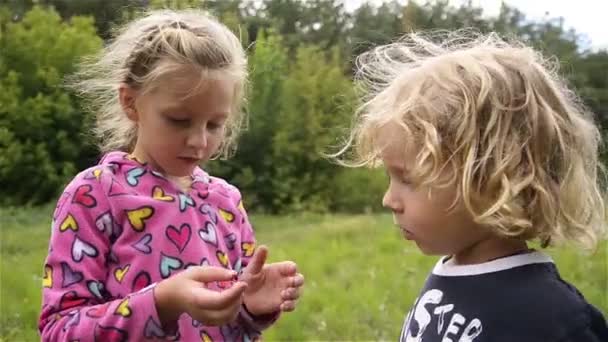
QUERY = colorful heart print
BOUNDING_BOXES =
[59,291,88,311]
[152,186,174,202]
[94,324,128,342]
[125,167,146,186]
[132,271,151,292]
[216,250,230,268]
[144,317,166,338]
[219,208,235,223]
[126,206,154,232]
[87,280,107,300]
[43,265,53,288]
[108,179,130,197]
[114,297,131,317]
[114,264,130,283]
[178,193,195,212]
[72,236,99,262]
[224,233,237,250]
[198,221,218,247]
[166,224,191,253]
[241,242,255,257]
[159,253,183,279]
[60,213,79,232]
[73,184,97,208]
[61,261,84,288]
[132,234,152,254]
[199,204,218,224]
[86,303,110,318]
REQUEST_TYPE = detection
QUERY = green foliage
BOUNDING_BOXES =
[209,31,381,213]
[349,1,404,57]
[330,168,386,213]
[208,30,290,211]
[270,45,355,212]
[0,6,101,205]
[1,1,607,211]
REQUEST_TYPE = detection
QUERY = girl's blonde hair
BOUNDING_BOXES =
[71,9,247,157]
[338,29,606,250]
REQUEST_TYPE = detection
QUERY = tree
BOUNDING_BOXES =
[207,30,289,212]
[0,6,102,205]
[349,0,404,57]
[271,45,355,212]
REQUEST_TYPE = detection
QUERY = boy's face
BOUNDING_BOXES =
[120,72,234,177]
[379,125,492,258]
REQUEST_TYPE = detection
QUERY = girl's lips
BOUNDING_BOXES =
[179,157,200,163]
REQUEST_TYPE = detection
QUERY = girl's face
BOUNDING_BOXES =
[379,124,526,264]
[120,71,234,177]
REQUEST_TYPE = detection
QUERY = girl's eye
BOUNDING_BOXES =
[208,122,224,131]
[167,116,190,126]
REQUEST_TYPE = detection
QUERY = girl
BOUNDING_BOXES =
[337,30,607,341]
[39,9,304,341]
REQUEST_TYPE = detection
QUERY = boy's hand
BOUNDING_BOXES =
[240,246,305,316]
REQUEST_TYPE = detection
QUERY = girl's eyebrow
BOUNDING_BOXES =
[160,105,228,119]
[159,104,187,113]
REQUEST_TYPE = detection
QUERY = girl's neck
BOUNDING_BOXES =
[129,148,193,193]
[167,175,193,193]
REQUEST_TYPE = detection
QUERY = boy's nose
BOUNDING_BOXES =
[382,188,397,210]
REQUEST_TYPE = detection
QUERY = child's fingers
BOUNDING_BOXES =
[191,281,247,309]
[281,287,301,301]
[244,245,268,275]
[280,300,296,312]
[187,266,237,283]
[289,273,305,287]
[275,261,297,276]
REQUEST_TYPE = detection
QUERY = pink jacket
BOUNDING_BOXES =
[39,151,272,341]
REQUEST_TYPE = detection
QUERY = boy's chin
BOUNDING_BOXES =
[411,242,444,256]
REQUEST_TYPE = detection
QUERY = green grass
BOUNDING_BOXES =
[1,206,606,341]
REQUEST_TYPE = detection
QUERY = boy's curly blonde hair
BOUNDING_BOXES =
[70,9,247,158]
[338,30,606,250]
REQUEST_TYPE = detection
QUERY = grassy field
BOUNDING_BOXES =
[1,206,606,341]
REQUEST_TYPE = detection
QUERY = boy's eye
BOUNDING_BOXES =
[385,169,411,185]
[399,176,412,185]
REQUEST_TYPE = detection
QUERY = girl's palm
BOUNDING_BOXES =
[240,246,304,315]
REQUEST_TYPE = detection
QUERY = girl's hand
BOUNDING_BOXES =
[240,246,305,316]
[155,266,247,328]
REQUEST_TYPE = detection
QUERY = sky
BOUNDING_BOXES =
[344,0,608,50]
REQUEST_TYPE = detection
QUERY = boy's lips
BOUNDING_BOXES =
[403,229,415,240]
[398,226,415,240]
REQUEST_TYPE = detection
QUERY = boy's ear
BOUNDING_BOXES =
[118,84,139,121]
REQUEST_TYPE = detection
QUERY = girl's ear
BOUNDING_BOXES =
[119,84,139,122]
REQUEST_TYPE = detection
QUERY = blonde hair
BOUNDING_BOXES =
[71,9,247,157]
[338,30,606,250]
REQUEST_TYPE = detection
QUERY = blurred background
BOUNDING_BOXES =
[1,0,606,340]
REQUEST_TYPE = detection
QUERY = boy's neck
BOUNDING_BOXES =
[451,237,529,265]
